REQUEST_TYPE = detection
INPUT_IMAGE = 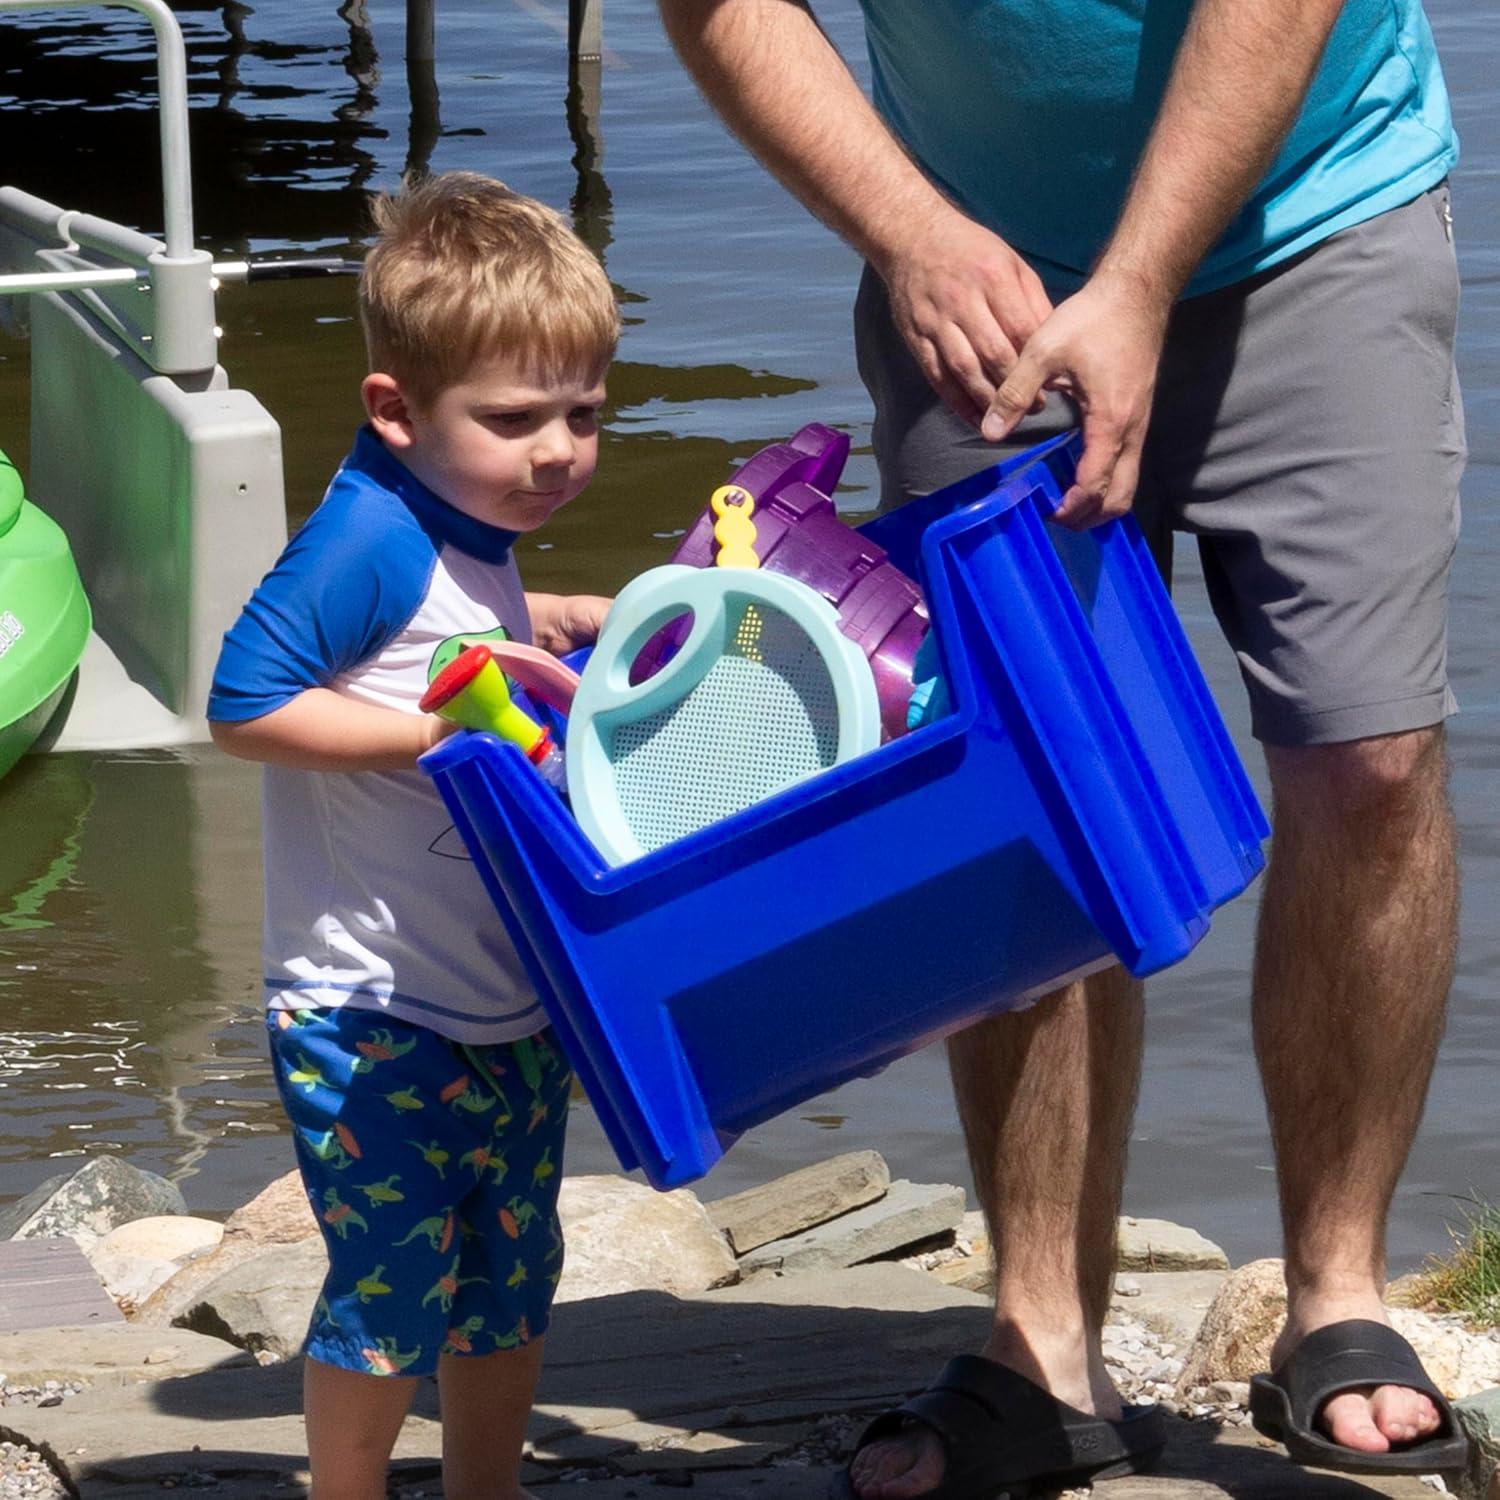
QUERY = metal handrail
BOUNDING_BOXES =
[0,0,193,258]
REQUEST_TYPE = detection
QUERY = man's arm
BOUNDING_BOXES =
[658,0,1052,428]
[991,0,1346,526]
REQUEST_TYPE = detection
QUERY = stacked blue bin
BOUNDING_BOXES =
[422,432,1269,1189]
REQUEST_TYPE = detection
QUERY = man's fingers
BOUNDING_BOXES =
[981,347,1048,442]
[1053,413,1143,529]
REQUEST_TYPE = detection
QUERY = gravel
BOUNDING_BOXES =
[0,1377,85,1500]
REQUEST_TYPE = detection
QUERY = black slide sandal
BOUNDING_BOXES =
[829,1354,1167,1500]
[1248,1319,1472,1476]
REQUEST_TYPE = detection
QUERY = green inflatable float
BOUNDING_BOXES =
[0,449,89,780]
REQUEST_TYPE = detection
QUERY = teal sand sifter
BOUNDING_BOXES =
[421,430,1269,1189]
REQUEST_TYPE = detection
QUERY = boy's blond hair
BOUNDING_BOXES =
[360,171,619,407]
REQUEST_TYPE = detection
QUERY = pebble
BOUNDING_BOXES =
[0,1380,84,1500]
[0,1440,69,1500]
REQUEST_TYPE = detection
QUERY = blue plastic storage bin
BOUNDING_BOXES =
[422,432,1269,1189]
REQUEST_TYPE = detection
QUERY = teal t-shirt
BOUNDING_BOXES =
[857,0,1457,296]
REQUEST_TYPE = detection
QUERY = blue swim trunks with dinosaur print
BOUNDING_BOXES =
[268,1008,571,1376]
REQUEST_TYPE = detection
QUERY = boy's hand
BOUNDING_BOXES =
[526,592,613,655]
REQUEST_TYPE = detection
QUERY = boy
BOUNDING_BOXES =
[209,171,619,1500]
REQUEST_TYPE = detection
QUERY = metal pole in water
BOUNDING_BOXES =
[407,0,434,65]
[568,0,601,65]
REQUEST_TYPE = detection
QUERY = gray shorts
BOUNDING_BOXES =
[854,184,1466,746]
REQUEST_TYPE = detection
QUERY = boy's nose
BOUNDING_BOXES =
[532,421,576,470]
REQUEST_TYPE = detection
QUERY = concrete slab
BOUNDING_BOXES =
[9,1266,1442,1499]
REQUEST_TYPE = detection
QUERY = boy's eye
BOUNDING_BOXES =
[569,406,601,426]
[492,412,533,429]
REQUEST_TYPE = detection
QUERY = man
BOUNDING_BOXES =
[658,1,1471,1495]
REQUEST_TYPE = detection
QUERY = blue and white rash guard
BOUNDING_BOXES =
[209,426,543,1044]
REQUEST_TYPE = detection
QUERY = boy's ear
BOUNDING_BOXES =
[362,373,418,450]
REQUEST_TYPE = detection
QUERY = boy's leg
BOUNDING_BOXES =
[437,1340,547,1500]
[439,1029,573,1499]
[304,1356,420,1500]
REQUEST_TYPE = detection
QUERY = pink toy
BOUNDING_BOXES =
[488,641,582,713]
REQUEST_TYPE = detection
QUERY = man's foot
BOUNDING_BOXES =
[845,1334,1131,1500]
[1271,1302,1440,1452]
[1248,1308,1470,1477]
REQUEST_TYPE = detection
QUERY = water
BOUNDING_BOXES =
[0,0,1495,1271]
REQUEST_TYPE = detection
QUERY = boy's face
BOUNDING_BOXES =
[385,355,607,532]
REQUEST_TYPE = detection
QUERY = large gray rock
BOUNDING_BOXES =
[740,1180,966,1276]
[136,1169,316,1327]
[173,1234,328,1359]
[0,1157,187,1247]
[707,1151,890,1255]
[1117,1215,1229,1272]
[1454,1388,1500,1500]
[555,1176,738,1302]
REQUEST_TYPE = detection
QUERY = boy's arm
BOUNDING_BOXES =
[526,592,613,655]
[211,689,454,772]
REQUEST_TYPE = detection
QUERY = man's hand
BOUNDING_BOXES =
[982,271,1171,528]
[881,208,1054,430]
[527,592,613,655]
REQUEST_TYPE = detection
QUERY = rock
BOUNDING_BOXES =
[170,1235,328,1359]
[88,1249,179,1312]
[85,1218,225,1313]
[1110,1269,1228,1350]
[1177,1257,1286,1392]
[135,1170,316,1327]
[1388,1309,1500,1401]
[0,1323,248,1385]
[706,1152,890,1255]
[739,1181,966,1276]
[1454,1388,1500,1500]
[222,1170,318,1245]
[1117,1216,1229,1272]
[930,1256,994,1294]
[94,1215,224,1263]
[555,1176,739,1302]
[0,1158,187,1248]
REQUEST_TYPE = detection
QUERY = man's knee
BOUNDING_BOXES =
[1265,725,1448,827]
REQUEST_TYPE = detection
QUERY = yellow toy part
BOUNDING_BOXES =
[419,644,546,756]
[710,485,759,569]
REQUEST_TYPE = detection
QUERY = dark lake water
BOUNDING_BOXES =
[0,0,1495,1271]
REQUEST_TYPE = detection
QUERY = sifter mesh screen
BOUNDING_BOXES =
[605,604,840,852]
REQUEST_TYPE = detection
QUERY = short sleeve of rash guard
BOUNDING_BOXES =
[207,484,436,723]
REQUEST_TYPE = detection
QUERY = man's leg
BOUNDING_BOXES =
[848,968,1143,1500]
[1256,726,1457,1451]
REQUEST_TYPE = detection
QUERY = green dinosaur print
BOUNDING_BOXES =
[354,1265,393,1303]
[532,1147,556,1187]
[286,1052,326,1092]
[321,1187,369,1239]
[441,1314,487,1355]
[362,1337,422,1375]
[384,1087,424,1113]
[500,1197,539,1236]
[406,1139,450,1178]
[422,1255,490,1313]
[298,1127,353,1172]
[492,1315,530,1350]
[459,1143,508,1184]
[505,1258,528,1289]
[355,1175,405,1205]
[394,1211,456,1253]
[314,1292,340,1329]
[350,1027,421,1073]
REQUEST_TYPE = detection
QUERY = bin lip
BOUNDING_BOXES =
[420,446,1079,894]
[420,682,977,894]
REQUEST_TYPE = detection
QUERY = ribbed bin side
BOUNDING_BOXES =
[423,432,1268,1188]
